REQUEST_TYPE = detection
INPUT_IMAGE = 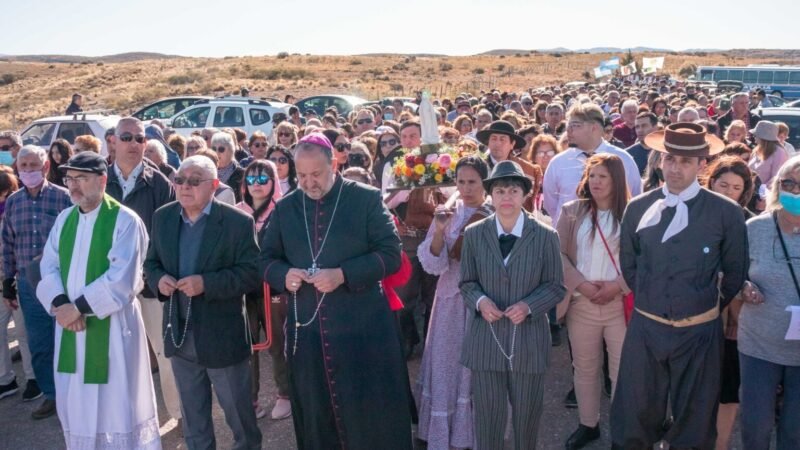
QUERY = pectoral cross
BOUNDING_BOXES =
[306,263,320,277]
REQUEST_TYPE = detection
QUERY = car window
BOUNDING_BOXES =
[22,123,57,146]
[331,98,353,116]
[172,106,210,129]
[250,108,271,126]
[296,98,328,116]
[137,100,188,120]
[213,107,245,127]
[57,122,93,144]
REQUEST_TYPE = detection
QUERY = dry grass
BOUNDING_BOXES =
[0,52,797,130]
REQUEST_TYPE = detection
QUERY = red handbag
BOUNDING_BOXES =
[596,224,634,325]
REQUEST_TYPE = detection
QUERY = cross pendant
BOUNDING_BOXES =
[307,263,320,277]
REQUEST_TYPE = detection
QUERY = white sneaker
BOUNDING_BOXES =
[270,398,292,420]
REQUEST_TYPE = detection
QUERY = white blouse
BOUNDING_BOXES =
[575,210,620,282]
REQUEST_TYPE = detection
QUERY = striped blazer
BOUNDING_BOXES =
[459,212,566,374]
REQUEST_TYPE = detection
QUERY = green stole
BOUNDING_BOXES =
[57,195,121,384]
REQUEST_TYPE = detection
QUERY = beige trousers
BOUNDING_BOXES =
[566,294,627,427]
[139,295,182,420]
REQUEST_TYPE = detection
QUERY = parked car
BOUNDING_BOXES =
[783,99,800,108]
[20,112,120,156]
[753,107,800,148]
[294,95,376,118]
[131,96,211,121]
[166,96,291,138]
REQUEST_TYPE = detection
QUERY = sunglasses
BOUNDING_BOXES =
[252,142,266,148]
[213,146,228,153]
[356,118,373,125]
[269,156,288,165]
[0,145,11,151]
[119,133,146,144]
[174,176,213,187]
[522,102,533,106]
[277,132,292,138]
[380,138,398,148]
[335,143,351,152]
[348,154,366,166]
[246,174,271,186]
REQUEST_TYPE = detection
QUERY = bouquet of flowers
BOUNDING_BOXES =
[391,146,461,189]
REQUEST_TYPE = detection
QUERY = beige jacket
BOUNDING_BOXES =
[555,199,630,320]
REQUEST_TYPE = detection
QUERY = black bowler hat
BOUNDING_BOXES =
[483,160,532,194]
[476,120,527,150]
[59,152,108,174]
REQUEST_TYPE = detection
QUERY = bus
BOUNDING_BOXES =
[696,65,800,99]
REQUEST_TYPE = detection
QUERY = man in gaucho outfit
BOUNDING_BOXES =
[611,122,749,450]
[260,133,413,450]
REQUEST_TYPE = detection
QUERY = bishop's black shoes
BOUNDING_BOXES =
[565,423,600,450]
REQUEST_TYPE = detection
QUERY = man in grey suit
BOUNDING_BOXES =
[144,155,262,450]
[460,160,566,450]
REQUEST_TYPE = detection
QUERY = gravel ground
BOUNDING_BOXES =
[0,325,750,450]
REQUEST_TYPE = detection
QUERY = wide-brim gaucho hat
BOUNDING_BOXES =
[476,120,527,150]
[643,122,725,158]
[483,160,532,194]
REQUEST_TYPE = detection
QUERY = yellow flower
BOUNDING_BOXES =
[450,160,457,170]
[431,162,440,170]
[414,164,426,175]
[434,173,443,183]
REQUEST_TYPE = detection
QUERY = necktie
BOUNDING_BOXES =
[499,234,517,259]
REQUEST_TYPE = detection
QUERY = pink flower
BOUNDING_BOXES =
[425,154,438,164]
[438,154,452,167]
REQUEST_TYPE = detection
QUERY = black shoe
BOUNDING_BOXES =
[550,324,562,347]
[564,388,578,409]
[31,398,56,420]
[11,349,21,363]
[565,424,600,450]
[603,376,612,398]
[22,379,43,402]
[0,379,19,400]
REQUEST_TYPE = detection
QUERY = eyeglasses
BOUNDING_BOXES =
[63,175,96,185]
[380,138,398,148]
[174,176,213,187]
[780,179,800,193]
[252,142,266,148]
[246,174,271,186]
[278,132,292,138]
[356,118,373,125]
[0,145,12,151]
[212,146,228,153]
[335,143,351,152]
[269,156,288,165]
[118,133,146,144]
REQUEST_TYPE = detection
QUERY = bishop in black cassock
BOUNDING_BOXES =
[260,134,413,450]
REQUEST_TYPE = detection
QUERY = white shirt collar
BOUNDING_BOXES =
[114,161,144,182]
[495,211,525,238]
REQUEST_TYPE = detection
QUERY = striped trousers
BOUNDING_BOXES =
[472,370,544,450]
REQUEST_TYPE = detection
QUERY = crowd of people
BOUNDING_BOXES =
[0,74,798,450]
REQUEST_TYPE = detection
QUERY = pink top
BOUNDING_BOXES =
[750,145,789,186]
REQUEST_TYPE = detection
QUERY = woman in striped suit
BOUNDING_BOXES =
[460,160,566,450]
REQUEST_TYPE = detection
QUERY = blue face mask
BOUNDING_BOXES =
[384,113,393,121]
[779,191,800,215]
[0,151,13,167]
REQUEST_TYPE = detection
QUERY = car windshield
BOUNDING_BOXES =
[22,122,56,146]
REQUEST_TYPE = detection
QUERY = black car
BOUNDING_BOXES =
[131,96,212,121]
[294,95,377,118]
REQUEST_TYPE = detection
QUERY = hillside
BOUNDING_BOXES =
[0,52,182,64]
[1,50,799,130]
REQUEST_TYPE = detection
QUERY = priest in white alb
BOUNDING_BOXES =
[36,152,160,450]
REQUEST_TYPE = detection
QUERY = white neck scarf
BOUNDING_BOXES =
[636,180,701,243]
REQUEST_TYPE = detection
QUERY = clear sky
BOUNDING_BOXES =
[4,0,798,57]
